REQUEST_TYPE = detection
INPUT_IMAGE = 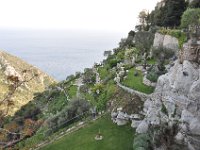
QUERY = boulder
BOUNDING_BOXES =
[116,118,128,126]
[112,111,130,126]
[189,118,200,135]
[153,33,165,48]
[131,120,142,128]
[136,120,149,134]
[4,65,22,81]
[143,99,153,113]
[182,41,200,63]
[111,112,118,118]
[181,109,195,123]
[175,132,184,144]
[130,114,142,120]
[153,33,179,52]
[163,35,179,51]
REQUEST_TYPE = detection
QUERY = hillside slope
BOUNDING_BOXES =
[0,50,56,115]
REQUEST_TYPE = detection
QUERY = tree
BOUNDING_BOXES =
[118,31,135,48]
[67,98,90,119]
[135,31,154,69]
[163,0,187,27]
[149,0,187,27]
[82,68,96,84]
[138,10,150,31]
[181,8,200,33]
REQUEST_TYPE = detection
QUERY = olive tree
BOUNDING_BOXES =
[181,8,200,33]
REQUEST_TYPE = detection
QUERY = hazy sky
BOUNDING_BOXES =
[0,0,160,31]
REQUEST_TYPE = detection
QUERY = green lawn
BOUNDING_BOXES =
[122,68,154,94]
[41,115,134,150]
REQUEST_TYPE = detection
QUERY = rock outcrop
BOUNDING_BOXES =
[134,39,200,149]
[153,33,179,52]
[181,39,200,64]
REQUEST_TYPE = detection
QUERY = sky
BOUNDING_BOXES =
[0,0,160,32]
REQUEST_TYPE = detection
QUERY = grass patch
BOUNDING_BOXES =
[41,115,134,150]
[122,68,154,94]
[98,67,109,80]
[68,85,77,98]
[147,58,156,65]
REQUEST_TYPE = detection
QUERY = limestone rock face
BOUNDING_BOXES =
[136,120,149,134]
[153,33,165,48]
[155,60,199,101]
[137,59,200,149]
[163,35,179,51]
[181,40,200,64]
[153,33,179,52]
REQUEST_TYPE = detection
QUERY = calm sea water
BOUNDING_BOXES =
[0,29,124,80]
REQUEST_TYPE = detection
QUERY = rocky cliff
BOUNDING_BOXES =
[135,38,200,149]
[0,50,56,115]
[153,32,179,52]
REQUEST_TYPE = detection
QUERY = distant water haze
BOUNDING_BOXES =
[0,29,125,80]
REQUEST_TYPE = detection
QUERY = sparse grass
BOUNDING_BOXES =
[122,68,154,94]
[41,114,134,150]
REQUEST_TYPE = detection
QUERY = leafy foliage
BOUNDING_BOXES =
[118,30,135,48]
[137,10,150,31]
[82,68,96,84]
[146,67,159,82]
[150,0,187,27]
[46,98,90,134]
[181,8,200,33]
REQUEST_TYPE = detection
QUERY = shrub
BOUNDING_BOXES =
[67,98,90,119]
[181,8,200,30]
[66,74,76,82]
[133,133,152,150]
[82,68,96,84]
[91,84,104,95]
[46,98,90,135]
[146,70,159,82]
[108,59,118,68]
[79,85,89,93]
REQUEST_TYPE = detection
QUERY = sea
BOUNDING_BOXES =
[0,29,125,81]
